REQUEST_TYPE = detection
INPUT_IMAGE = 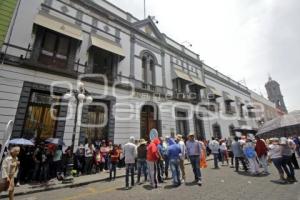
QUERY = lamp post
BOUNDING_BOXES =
[63,82,93,153]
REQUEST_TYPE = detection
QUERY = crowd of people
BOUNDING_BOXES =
[0,139,125,186]
[122,133,204,189]
[0,133,299,199]
[208,135,299,183]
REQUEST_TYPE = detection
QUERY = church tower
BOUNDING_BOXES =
[265,76,288,113]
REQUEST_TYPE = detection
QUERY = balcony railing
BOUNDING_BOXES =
[225,106,236,115]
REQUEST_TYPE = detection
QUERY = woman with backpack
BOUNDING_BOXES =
[243,138,260,175]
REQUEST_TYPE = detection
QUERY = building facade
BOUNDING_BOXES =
[249,91,280,128]
[0,0,272,147]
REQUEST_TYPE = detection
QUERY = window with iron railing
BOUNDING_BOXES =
[31,27,78,71]
[39,30,71,68]
[225,101,236,115]
[90,47,115,81]
[248,111,256,118]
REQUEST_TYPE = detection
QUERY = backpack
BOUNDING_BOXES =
[244,146,255,159]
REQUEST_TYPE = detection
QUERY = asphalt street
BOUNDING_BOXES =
[15,160,300,200]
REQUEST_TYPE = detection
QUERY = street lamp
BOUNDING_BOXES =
[63,81,93,153]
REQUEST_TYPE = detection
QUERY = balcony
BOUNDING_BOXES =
[134,80,164,94]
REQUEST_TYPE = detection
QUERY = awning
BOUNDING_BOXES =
[207,86,222,98]
[91,36,125,58]
[173,68,192,82]
[223,92,235,102]
[247,103,255,109]
[190,76,206,88]
[34,13,82,40]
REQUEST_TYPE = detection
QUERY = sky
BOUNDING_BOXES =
[104,0,300,111]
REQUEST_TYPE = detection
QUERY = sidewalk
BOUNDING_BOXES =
[0,157,212,198]
[1,169,126,198]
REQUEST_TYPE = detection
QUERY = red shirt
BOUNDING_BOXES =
[109,149,120,163]
[147,138,160,161]
[255,139,268,157]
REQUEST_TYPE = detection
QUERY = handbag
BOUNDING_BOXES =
[0,178,9,192]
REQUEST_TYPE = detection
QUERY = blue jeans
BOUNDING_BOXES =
[282,155,295,177]
[137,159,147,182]
[213,153,219,168]
[125,163,135,187]
[164,156,169,178]
[169,158,181,185]
[272,157,284,174]
[189,155,202,181]
[109,162,117,179]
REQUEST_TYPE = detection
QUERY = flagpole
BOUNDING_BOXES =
[144,0,146,19]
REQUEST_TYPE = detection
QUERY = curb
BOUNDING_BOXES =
[1,161,206,198]
[0,174,126,198]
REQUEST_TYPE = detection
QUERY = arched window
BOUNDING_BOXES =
[149,59,154,85]
[142,56,147,81]
[140,51,156,85]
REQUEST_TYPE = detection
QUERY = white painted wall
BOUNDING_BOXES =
[0,73,23,142]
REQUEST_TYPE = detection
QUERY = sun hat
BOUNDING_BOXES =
[139,139,147,144]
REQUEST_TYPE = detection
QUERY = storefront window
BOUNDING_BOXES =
[23,92,60,140]
[85,103,109,143]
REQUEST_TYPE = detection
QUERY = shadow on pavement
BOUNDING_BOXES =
[142,185,154,190]
[164,184,178,190]
[184,181,198,186]
[237,171,270,177]
[116,187,131,191]
[270,180,295,185]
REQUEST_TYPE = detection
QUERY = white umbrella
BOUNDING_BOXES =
[9,138,34,146]
[257,110,300,135]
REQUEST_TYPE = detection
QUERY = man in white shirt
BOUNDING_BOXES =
[209,137,220,169]
[123,136,137,189]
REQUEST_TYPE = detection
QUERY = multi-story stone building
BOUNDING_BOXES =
[0,0,274,147]
[249,91,280,128]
